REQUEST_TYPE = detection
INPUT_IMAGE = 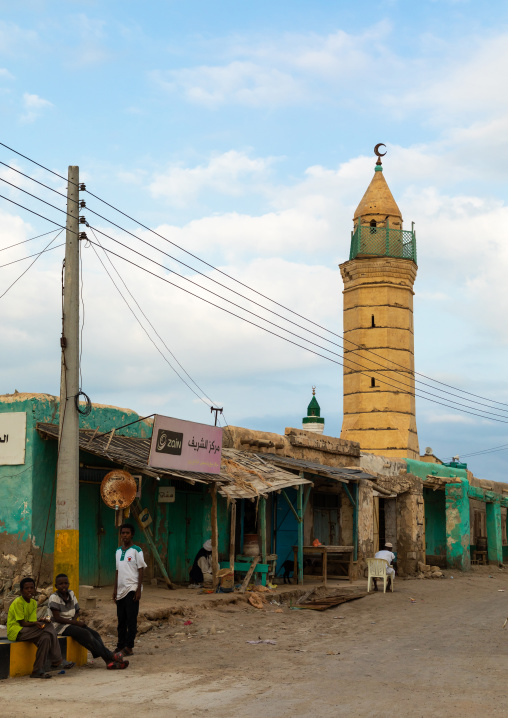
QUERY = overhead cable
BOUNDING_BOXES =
[2,142,508,412]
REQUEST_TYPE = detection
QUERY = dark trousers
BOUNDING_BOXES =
[62,624,114,663]
[116,591,139,650]
[17,624,62,673]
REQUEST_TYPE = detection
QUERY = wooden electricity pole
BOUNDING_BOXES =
[54,166,80,595]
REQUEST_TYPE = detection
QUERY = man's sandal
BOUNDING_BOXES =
[30,670,52,679]
[107,660,129,670]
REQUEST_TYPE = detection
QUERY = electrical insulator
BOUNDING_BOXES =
[78,232,88,240]
[79,216,87,224]
[79,183,86,191]
[79,200,86,208]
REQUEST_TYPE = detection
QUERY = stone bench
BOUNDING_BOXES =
[0,635,87,679]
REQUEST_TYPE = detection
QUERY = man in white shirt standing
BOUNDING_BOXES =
[373,542,396,592]
[113,522,147,656]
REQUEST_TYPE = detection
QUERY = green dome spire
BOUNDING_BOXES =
[302,387,325,433]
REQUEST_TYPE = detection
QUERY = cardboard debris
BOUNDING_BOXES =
[293,591,368,611]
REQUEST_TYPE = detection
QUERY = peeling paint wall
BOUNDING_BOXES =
[445,480,471,571]
[0,393,152,593]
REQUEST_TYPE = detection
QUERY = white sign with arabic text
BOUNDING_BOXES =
[0,412,26,465]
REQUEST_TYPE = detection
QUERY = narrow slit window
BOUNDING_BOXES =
[371,377,376,388]
[371,315,375,328]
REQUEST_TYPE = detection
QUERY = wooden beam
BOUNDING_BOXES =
[343,484,356,508]
[239,556,260,593]
[211,484,219,590]
[281,489,301,523]
[297,485,304,585]
[229,501,236,572]
[259,497,267,563]
[132,501,174,589]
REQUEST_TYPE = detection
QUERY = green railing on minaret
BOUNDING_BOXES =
[349,224,417,263]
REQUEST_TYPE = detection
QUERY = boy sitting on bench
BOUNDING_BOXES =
[49,573,128,670]
[7,576,75,679]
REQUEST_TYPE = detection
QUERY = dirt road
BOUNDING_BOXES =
[2,569,508,717]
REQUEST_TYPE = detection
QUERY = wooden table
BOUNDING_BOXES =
[293,545,354,584]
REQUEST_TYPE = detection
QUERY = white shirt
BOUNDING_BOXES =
[115,544,147,600]
[375,549,395,565]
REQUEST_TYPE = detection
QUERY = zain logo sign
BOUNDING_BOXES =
[155,429,183,456]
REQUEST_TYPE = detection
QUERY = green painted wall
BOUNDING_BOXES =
[486,502,503,565]
[445,480,471,571]
[423,488,446,560]
[405,458,468,482]
[151,479,230,584]
[0,393,152,584]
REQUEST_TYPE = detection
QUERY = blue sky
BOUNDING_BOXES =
[2,1,508,480]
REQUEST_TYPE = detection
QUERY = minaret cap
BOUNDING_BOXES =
[302,386,325,433]
[353,144,403,225]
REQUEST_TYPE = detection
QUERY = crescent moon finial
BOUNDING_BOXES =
[374,143,387,166]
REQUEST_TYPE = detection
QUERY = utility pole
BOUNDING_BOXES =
[54,166,80,595]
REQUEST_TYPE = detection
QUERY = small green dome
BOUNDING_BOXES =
[306,395,321,418]
[302,387,324,424]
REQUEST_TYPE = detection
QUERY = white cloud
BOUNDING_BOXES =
[153,23,397,108]
[154,62,303,108]
[20,92,53,123]
[149,150,274,205]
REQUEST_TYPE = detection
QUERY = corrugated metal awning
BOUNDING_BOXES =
[253,452,376,482]
[36,423,311,500]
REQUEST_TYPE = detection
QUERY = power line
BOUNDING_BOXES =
[85,230,508,422]
[4,187,508,426]
[88,227,219,409]
[0,230,63,300]
[4,171,508,426]
[2,147,508,417]
[442,441,508,461]
[2,140,508,411]
[0,228,62,253]
[87,239,508,425]
[0,242,65,269]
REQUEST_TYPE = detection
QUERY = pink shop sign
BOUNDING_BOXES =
[148,415,222,474]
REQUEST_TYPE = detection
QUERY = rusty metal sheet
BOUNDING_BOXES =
[100,469,137,509]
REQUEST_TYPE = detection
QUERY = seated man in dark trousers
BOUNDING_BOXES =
[7,576,74,679]
[49,574,128,670]
[113,522,147,656]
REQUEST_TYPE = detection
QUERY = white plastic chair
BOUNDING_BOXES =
[366,558,394,593]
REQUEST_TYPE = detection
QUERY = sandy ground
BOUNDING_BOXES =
[2,567,508,718]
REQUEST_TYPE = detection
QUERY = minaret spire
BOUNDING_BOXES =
[339,146,419,459]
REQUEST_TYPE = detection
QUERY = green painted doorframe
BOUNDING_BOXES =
[280,484,309,585]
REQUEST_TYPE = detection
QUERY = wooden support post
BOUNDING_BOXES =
[259,497,267,564]
[297,484,304,585]
[211,484,219,590]
[239,556,259,593]
[229,501,236,572]
[240,499,245,555]
[132,501,174,589]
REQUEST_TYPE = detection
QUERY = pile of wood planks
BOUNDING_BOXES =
[294,591,368,611]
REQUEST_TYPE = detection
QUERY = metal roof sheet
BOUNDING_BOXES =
[36,423,310,500]
[252,452,376,481]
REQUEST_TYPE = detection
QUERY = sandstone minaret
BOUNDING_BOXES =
[339,146,419,459]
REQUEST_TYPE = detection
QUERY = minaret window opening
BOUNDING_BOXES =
[371,377,376,388]
[369,219,377,234]
[371,315,375,328]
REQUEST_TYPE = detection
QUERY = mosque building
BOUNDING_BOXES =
[338,146,419,459]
